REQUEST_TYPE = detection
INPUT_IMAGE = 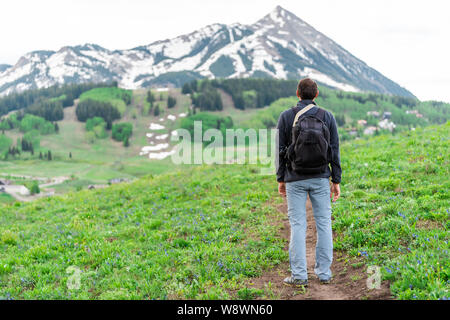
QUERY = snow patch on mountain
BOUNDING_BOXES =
[0,6,414,98]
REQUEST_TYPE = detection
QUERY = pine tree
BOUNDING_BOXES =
[146,90,155,104]
[167,96,177,109]
[153,105,160,117]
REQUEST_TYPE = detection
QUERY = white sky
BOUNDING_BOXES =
[1,0,449,102]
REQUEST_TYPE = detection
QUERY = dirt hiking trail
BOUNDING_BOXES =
[247,199,392,300]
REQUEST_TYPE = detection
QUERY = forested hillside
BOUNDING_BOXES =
[181,78,449,141]
[0,82,117,117]
[0,78,449,194]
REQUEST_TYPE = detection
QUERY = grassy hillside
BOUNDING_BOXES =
[333,122,449,299]
[185,79,449,132]
[0,193,15,205]
[0,165,285,299]
[0,88,191,191]
[0,123,448,299]
[238,89,449,141]
[79,87,132,115]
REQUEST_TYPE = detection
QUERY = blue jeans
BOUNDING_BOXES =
[286,178,333,280]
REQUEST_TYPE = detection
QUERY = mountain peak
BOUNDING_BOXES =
[0,6,415,98]
[255,5,306,29]
[272,5,289,15]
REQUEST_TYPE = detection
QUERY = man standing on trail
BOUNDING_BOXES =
[276,78,341,287]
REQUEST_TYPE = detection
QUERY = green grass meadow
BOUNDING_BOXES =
[0,123,448,299]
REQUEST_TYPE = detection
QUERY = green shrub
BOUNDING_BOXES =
[28,180,40,195]
[112,123,133,143]
[86,117,108,138]
[1,230,18,245]
[180,113,233,143]
[19,114,55,135]
[0,134,12,153]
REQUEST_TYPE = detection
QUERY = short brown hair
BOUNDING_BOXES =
[297,78,318,100]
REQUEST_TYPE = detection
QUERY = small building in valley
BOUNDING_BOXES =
[357,119,367,126]
[406,110,424,118]
[109,178,130,184]
[367,111,380,117]
[364,126,378,136]
[19,186,30,196]
[382,111,392,120]
[0,179,12,185]
[378,119,396,132]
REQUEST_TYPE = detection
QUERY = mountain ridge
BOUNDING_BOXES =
[0,6,414,98]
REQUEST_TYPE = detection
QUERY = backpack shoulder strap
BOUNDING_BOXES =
[292,104,315,127]
[315,107,326,121]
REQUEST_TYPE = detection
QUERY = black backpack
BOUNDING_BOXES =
[286,104,331,174]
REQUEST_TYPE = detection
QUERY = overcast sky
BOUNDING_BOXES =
[1,0,449,102]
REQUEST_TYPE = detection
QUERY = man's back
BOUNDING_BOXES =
[276,99,342,184]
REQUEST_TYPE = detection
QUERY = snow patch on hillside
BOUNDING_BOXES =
[148,150,175,160]
[149,123,165,130]
[302,67,359,92]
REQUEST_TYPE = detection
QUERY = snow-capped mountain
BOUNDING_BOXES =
[0,64,11,73]
[0,6,414,97]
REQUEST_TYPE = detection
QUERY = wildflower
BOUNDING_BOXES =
[358,251,369,257]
